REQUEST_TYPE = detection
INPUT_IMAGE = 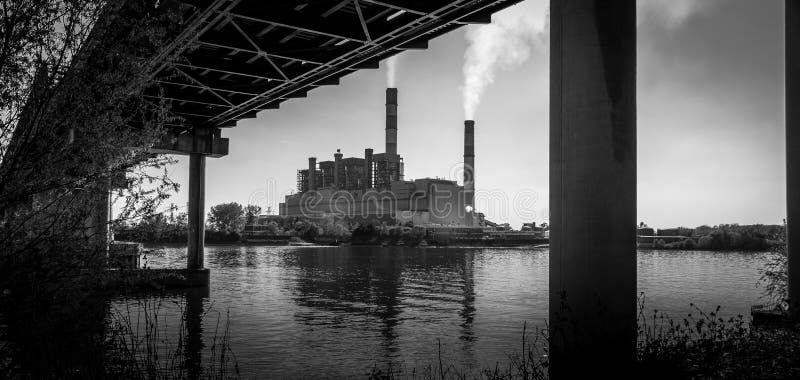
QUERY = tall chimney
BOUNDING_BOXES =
[334,149,343,189]
[308,157,317,191]
[364,148,374,189]
[464,120,475,210]
[386,88,398,156]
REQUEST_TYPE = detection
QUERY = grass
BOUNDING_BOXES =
[104,296,241,379]
[368,322,548,380]
[636,299,800,380]
[0,292,241,379]
[368,296,800,380]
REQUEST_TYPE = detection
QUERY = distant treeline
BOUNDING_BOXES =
[113,212,243,244]
[114,202,351,244]
[640,224,783,251]
[113,202,433,246]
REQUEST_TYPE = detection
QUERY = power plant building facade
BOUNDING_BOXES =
[280,88,478,227]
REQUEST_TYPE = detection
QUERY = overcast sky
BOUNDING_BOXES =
[156,0,785,229]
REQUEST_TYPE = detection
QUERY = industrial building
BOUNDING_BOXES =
[280,88,479,227]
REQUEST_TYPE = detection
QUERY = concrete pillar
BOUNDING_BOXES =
[787,0,800,319]
[549,1,637,378]
[102,184,112,244]
[187,153,205,270]
[95,185,111,253]
[87,177,112,254]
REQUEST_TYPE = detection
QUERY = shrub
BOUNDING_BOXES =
[759,244,788,305]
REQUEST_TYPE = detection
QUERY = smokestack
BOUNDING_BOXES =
[364,148,374,189]
[386,88,398,156]
[334,149,343,189]
[464,120,475,211]
[308,157,317,191]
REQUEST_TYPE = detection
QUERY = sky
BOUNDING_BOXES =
[154,0,786,229]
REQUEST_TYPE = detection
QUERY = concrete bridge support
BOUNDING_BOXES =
[787,0,800,320]
[152,127,228,278]
[187,153,205,270]
[548,1,637,378]
[89,180,112,253]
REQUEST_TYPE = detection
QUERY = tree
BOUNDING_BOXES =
[759,227,788,305]
[761,248,789,304]
[244,204,262,225]
[207,202,244,232]
[0,2,185,376]
[1,1,183,282]
[265,221,282,235]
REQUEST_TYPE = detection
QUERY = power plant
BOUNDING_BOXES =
[279,88,481,228]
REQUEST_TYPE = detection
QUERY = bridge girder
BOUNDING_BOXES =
[146,0,522,129]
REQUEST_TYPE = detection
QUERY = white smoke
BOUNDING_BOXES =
[386,55,398,88]
[461,1,548,120]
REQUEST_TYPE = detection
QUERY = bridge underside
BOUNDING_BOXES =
[149,0,522,131]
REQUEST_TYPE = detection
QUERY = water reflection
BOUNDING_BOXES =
[459,251,476,343]
[283,247,478,358]
[184,286,207,380]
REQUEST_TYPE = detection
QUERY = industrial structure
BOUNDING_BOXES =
[280,88,479,227]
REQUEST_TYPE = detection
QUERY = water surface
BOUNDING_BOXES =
[128,246,765,378]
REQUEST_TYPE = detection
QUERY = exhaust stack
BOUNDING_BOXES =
[334,149,343,189]
[308,157,317,191]
[464,120,475,215]
[386,88,398,156]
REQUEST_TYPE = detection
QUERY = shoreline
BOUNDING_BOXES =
[140,242,774,253]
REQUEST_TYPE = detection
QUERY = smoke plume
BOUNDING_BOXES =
[461,2,548,119]
[386,55,398,88]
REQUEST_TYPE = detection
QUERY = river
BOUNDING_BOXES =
[118,246,767,378]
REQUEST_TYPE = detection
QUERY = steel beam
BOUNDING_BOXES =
[156,80,261,96]
[195,40,327,66]
[175,57,286,82]
[225,7,368,42]
[360,0,444,15]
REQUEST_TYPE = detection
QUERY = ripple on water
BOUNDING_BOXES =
[123,246,764,378]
